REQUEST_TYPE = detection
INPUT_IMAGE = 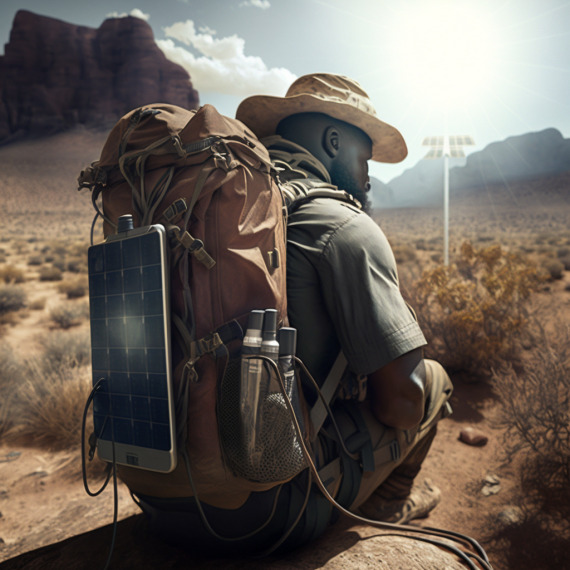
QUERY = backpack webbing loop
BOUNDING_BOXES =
[172,226,216,269]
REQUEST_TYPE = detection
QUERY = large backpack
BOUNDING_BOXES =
[79,103,303,509]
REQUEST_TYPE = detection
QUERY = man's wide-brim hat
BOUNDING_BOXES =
[236,73,407,163]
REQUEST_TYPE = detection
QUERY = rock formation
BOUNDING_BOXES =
[0,10,199,143]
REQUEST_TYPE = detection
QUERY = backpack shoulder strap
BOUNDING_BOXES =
[279,177,362,214]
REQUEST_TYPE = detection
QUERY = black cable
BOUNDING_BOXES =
[81,378,112,496]
[80,377,120,569]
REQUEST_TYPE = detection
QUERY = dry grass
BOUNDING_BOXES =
[48,301,89,329]
[13,359,92,450]
[490,329,570,569]
[2,330,92,450]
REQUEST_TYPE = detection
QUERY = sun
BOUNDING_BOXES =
[389,2,501,113]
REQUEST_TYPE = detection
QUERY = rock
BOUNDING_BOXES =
[459,426,489,446]
[0,515,470,570]
[497,506,524,528]
[481,473,501,496]
[0,10,199,143]
[24,470,49,479]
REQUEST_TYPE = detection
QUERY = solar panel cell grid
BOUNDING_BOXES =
[88,226,175,468]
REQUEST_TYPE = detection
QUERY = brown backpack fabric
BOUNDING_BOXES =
[79,103,294,509]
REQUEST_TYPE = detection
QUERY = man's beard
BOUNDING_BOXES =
[329,163,372,214]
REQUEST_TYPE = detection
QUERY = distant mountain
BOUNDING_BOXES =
[0,10,199,144]
[377,128,570,208]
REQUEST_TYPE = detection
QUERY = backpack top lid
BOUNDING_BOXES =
[96,104,271,172]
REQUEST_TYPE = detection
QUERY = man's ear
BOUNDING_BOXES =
[323,126,340,158]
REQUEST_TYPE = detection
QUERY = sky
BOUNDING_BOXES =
[1,0,570,183]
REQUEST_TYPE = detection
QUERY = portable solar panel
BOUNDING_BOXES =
[88,222,177,473]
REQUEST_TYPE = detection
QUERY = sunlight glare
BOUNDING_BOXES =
[390,2,501,113]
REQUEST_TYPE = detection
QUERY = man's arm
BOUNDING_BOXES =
[367,347,426,430]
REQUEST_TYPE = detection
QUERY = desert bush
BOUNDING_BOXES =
[66,257,87,273]
[1,330,92,449]
[38,329,91,370]
[0,285,27,315]
[28,297,47,310]
[12,240,28,254]
[57,277,88,299]
[27,255,43,266]
[52,257,67,272]
[0,342,24,438]
[491,330,570,566]
[392,243,418,263]
[39,265,63,281]
[49,301,89,329]
[541,258,564,280]
[558,255,570,271]
[13,357,92,450]
[0,264,26,284]
[404,241,544,380]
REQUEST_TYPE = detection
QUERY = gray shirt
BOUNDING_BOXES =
[286,196,426,392]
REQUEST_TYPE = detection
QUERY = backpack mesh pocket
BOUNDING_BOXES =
[218,357,307,484]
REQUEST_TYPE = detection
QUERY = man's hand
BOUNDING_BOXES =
[367,348,426,430]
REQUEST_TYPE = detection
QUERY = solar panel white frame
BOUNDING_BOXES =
[88,224,177,473]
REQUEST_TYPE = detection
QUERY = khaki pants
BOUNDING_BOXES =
[316,359,453,511]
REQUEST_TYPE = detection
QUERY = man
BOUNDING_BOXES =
[139,74,453,556]
[235,73,453,530]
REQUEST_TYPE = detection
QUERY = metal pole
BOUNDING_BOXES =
[443,153,449,266]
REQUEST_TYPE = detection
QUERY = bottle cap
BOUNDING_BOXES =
[262,309,278,339]
[117,214,134,232]
[247,310,265,332]
[278,327,297,355]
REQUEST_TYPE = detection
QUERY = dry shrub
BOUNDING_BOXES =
[559,255,570,271]
[49,301,89,329]
[405,241,544,380]
[0,264,26,284]
[0,284,27,315]
[6,330,92,450]
[490,330,570,568]
[39,330,91,369]
[14,358,92,450]
[0,342,24,437]
[28,297,47,310]
[39,265,63,281]
[541,258,565,280]
[57,276,88,299]
[392,243,417,264]
[27,255,44,266]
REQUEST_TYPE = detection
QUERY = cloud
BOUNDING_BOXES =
[156,20,296,96]
[240,0,271,9]
[106,9,150,21]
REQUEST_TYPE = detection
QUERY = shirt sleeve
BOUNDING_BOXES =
[316,206,426,375]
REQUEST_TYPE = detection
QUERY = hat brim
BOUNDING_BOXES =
[236,93,407,163]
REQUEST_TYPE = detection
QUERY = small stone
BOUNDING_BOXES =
[459,427,489,446]
[481,473,501,496]
[496,506,524,528]
[24,470,49,479]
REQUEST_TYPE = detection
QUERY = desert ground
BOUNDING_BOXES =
[0,130,569,569]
